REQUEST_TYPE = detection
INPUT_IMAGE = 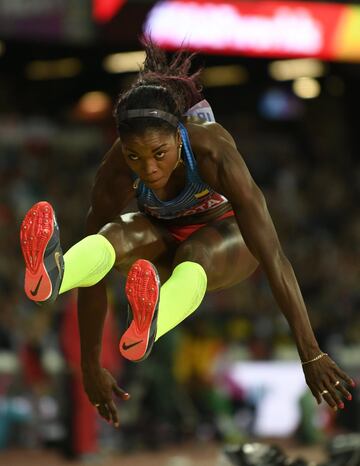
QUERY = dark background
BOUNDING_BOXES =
[0,0,359,462]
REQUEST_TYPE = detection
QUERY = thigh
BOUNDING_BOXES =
[99,212,177,281]
[173,216,258,291]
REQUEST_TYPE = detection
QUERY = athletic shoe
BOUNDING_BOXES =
[20,201,64,304]
[119,259,160,362]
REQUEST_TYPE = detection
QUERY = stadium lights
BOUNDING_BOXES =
[292,77,320,99]
[78,91,112,115]
[103,51,146,73]
[269,58,326,81]
[201,65,248,87]
[73,91,112,121]
[26,58,82,80]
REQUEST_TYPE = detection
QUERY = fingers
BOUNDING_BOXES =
[96,403,111,422]
[317,375,356,410]
[107,400,120,428]
[331,378,353,401]
[105,385,130,427]
[319,385,343,411]
[91,388,130,428]
[309,385,322,405]
[94,402,120,428]
[113,384,130,401]
[87,369,130,428]
[93,401,120,427]
[101,369,131,401]
[305,357,356,411]
[334,366,356,388]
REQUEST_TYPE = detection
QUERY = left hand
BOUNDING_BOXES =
[302,354,355,410]
[82,366,130,427]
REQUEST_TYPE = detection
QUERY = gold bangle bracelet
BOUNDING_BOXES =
[301,352,328,366]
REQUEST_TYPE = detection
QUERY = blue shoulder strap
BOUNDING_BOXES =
[178,122,198,172]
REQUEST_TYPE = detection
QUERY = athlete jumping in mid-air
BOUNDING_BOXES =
[20,39,355,427]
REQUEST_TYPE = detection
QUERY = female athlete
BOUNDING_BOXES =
[20,40,355,427]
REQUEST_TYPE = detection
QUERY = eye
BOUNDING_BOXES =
[128,154,139,161]
[155,151,165,159]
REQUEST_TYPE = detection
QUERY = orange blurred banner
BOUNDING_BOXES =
[145,0,360,62]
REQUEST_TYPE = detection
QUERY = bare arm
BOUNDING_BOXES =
[191,123,354,409]
[78,139,135,425]
[78,212,108,371]
[201,131,319,359]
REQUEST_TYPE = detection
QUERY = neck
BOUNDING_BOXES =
[153,163,186,202]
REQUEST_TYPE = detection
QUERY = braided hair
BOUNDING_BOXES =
[114,38,203,136]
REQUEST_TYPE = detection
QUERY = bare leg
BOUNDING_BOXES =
[98,212,177,282]
[117,214,258,361]
[173,216,258,291]
[99,213,257,290]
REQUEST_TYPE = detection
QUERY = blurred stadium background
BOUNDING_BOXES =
[0,1,359,465]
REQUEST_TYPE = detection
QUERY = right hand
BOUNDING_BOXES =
[82,366,130,427]
[302,354,355,410]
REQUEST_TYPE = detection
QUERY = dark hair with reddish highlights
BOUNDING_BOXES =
[114,38,203,136]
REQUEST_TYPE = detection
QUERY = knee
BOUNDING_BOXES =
[99,221,120,244]
[174,240,211,272]
[98,221,127,263]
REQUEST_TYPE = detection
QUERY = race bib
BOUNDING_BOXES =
[184,99,216,122]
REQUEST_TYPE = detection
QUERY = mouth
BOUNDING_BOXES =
[144,177,163,185]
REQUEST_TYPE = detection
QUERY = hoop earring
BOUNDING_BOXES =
[174,142,183,169]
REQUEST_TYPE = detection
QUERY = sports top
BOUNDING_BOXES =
[135,100,229,220]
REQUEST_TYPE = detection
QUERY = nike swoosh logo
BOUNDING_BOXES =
[30,275,43,296]
[122,340,143,351]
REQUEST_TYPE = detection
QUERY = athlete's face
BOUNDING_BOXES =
[121,128,181,190]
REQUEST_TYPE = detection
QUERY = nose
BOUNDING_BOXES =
[142,159,158,177]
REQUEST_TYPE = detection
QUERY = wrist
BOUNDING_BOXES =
[80,343,102,369]
[291,325,320,359]
[301,351,328,366]
[296,341,321,362]
[81,359,102,374]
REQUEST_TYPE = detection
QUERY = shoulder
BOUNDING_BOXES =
[184,120,237,157]
[183,120,239,187]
